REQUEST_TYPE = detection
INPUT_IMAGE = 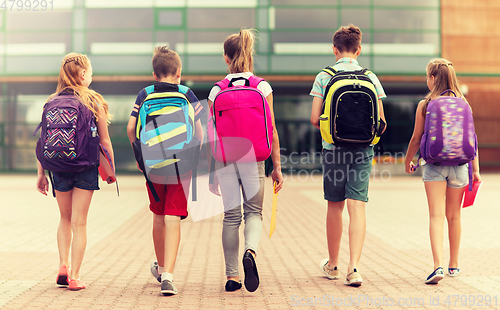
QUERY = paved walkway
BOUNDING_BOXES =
[0,171,499,309]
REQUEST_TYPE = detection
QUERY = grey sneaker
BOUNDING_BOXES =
[319,258,339,280]
[150,261,161,283]
[161,279,178,295]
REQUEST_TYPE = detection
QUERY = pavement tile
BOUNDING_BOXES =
[1,174,499,309]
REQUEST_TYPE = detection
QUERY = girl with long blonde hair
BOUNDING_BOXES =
[36,53,115,290]
[405,58,480,284]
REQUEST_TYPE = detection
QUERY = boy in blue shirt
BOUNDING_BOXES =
[310,24,387,286]
[127,46,204,295]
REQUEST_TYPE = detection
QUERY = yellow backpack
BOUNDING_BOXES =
[319,66,384,147]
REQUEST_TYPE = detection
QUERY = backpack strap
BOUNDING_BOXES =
[248,75,265,88]
[440,89,457,97]
[323,66,371,76]
[322,66,337,76]
[137,85,161,202]
[177,84,189,95]
[146,177,161,203]
[215,79,231,91]
[144,85,155,95]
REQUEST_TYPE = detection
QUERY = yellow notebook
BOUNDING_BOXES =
[269,181,278,238]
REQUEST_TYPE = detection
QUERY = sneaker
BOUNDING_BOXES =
[68,279,85,291]
[319,259,339,280]
[242,251,259,292]
[425,267,444,284]
[448,267,461,277]
[150,261,161,283]
[56,265,69,286]
[161,279,178,295]
[344,268,362,287]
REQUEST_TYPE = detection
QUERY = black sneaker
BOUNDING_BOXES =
[425,267,444,284]
[161,279,178,295]
[242,251,259,292]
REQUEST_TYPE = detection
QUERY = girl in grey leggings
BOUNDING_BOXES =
[207,28,284,292]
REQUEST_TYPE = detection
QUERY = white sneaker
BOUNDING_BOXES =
[344,268,362,287]
[319,258,340,280]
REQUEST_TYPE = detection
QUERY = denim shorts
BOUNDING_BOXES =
[51,166,99,192]
[422,163,468,188]
[322,146,374,202]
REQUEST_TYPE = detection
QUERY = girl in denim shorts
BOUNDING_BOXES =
[405,58,481,285]
[35,53,115,291]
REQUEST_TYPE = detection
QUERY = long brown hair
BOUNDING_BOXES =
[49,53,111,123]
[223,28,255,74]
[422,58,466,116]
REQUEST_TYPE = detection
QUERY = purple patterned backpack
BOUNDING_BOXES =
[420,90,477,167]
[35,94,100,173]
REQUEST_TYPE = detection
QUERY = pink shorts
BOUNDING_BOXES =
[146,172,192,219]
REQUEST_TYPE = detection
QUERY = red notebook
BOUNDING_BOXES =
[98,144,116,184]
[462,181,482,208]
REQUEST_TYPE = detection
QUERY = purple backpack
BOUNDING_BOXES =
[419,90,477,190]
[35,94,100,173]
[420,90,477,166]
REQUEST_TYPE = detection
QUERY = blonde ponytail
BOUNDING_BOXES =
[224,28,255,74]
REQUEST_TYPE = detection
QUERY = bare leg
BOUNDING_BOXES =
[152,214,166,269]
[68,188,93,280]
[446,186,465,269]
[163,215,181,274]
[55,190,73,268]
[424,181,447,270]
[326,200,345,268]
[346,199,366,272]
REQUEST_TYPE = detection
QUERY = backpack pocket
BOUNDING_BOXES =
[319,114,333,144]
[44,108,77,160]
[88,126,100,166]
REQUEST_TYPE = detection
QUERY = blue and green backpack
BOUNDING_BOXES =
[132,84,199,201]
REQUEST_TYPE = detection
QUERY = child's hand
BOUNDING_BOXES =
[209,174,220,196]
[271,169,284,193]
[473,171,481,183]
[405,161,416,174]
[36,174,49,196]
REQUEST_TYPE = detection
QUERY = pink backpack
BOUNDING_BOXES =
[208,76,273,163]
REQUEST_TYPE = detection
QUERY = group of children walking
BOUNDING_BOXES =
[35,24,480,295]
